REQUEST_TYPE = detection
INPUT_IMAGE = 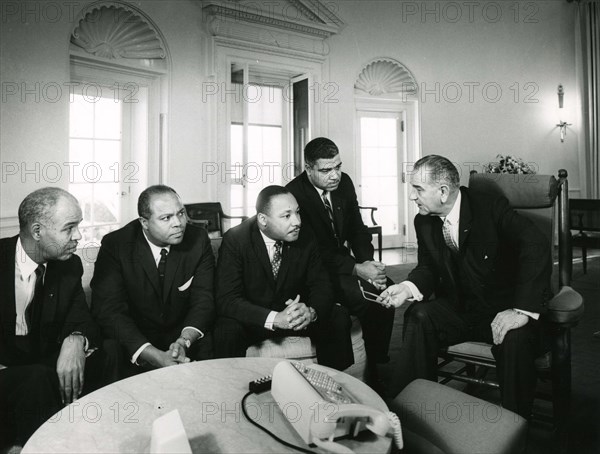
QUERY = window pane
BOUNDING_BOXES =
[248,85,282,125]
[95,98,122,139]
[95,140,121,182]
[69,139,94,183]
[70,95,94,138]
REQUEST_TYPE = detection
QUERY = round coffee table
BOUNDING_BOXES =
[23,357,391,453]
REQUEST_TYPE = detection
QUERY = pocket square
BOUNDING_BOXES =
[178,277,193,291]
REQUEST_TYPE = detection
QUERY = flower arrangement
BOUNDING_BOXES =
[483,154,536,174]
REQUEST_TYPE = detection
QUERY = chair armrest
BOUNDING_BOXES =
[544,286,584,325]
[358,206,378,225]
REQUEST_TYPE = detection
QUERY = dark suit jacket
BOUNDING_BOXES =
[91,221,215,356]
[0,236,100,366]
[215,217,335,327]
[408,187,552,315]
[286,171,374,276]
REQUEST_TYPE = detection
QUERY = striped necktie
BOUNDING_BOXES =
[322,190,336,233]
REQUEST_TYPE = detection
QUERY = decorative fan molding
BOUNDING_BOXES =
[355,58,418,97]
[202,0,345,57]
[71,3,166,60]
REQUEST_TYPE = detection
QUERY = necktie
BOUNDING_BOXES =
[25,265,45,334]
[271,241,283,279]
[442,218,459,253]
[321,191,336,233]
[158,248,168,291]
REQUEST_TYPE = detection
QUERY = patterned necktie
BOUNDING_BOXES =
[271,241,283,279]
[25,265,45,333]
[158,248,168,291]
[321,190,336,233]
[442,218,459,253]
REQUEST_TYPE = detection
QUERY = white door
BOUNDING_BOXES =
[356,111,407,248]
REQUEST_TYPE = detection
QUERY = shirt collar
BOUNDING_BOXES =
[441,190,462,225]
[142,231,171,263]
[309,180,329,199]
[15,236,45,280]
[259,230,276,248]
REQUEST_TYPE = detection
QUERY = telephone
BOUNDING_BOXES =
[271,361,403,451]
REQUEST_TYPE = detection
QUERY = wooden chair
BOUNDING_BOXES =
[569,198,600,274]
[358,206,383,261]
[184,202,247,237]
[437,170,584,449]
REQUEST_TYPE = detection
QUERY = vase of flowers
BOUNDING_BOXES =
[483,154,537,174]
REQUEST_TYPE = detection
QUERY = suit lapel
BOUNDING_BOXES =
[275,242,292,290]
[251,225,276,285]
[135,232,161,298]
[162,246,182,303]
[40,261,58,328]
[1,237,18,338]
[458,188,472,251]
[302,173,336,236]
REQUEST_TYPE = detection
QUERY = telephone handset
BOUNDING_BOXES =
[271,361,402,450]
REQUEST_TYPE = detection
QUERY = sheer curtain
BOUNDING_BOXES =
[575,0,599,198]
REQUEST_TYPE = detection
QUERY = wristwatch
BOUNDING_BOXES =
[308,307,318,323]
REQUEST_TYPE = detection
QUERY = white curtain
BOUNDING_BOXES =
[576,0,600,198]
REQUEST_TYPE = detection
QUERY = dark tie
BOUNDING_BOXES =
[158,248,168,291]
[321,190,336,233]
[271,241,283,279]
[25,265,45,334]
[442,218,459,253]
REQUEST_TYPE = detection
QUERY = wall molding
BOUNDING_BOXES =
[355,58,418,97]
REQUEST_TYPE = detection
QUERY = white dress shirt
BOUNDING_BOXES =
[260,230,280,331]
[14,237,45,336]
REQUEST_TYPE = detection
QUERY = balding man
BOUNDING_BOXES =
[379,155,551,418]
[0,187,119,450]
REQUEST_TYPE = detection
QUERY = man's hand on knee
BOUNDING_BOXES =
[491,309,529,345]
[56,334,86,404]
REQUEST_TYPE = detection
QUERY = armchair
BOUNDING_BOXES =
[358,205,383,261]
[185,202,248,237]
[437,170,584,448]
[569,198,600,274]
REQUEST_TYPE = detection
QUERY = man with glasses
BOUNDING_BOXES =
[91,185,215,377]
[0,187,120,450]
[287,137,395,385]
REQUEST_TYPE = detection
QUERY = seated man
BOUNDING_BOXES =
[379,155,551,418]
[286,137,395,372]
[91,185,214,376]
[214,185,354,371]
[0,188,120,449]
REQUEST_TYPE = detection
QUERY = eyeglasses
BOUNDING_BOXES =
[357,280,381,303]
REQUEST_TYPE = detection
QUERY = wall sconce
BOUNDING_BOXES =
[556,84,571,142]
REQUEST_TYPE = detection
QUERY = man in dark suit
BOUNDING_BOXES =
[379,155,551,417]
[214,185,353,371]
[91,185,214,375]
[286,137,395,373]
[0,187,119,449]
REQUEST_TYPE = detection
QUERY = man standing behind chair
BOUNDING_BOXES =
[0,188,119,449]
[214,186,354,371]
[286,137,395,372]
[378,155,551,418]
[92,185,214,375]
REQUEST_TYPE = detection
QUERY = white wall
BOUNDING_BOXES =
[326,0,580,189]
[0,0,583,236]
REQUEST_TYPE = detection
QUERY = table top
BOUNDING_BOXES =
[23,357,391,453]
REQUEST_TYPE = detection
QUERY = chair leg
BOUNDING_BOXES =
[377,231,382,262]
[551,326,571,452]
[582,245,587,274]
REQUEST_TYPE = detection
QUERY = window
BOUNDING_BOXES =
[69,93,128,244]
[358,114,403,241]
